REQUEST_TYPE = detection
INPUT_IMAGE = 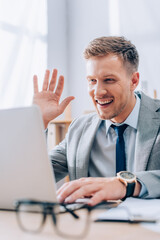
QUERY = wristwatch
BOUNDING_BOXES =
[117,171,137,201]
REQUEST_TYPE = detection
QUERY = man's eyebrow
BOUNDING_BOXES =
[86,75,95,79]
[103,74,115,78]
[87,74,115,79]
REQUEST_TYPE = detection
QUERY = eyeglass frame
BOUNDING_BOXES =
[14,199,92,239]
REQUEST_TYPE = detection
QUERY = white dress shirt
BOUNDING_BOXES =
[88,94,146,196]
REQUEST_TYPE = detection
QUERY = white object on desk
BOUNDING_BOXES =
[97,198,160,224]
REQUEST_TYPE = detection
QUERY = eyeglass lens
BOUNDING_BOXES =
[16,202,90,238]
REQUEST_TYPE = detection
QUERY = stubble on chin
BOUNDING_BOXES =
[96,107,121,121]
[96,109,111,120]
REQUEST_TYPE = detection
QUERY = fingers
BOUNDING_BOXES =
[42,69,64,97]
[54,75,64,97]
[56,177,122,206]
[38,69,65,97]
[33,75,39,94]
[49,69,58,91]
[64,184,100,204]
[42,69,58,91]
[57,178,99,204]
[57,180,81,203]
[42,70,50,91]
[88,190,106,206]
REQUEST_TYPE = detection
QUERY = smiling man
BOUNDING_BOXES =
[86,54,138,122]
[33,36,160,206]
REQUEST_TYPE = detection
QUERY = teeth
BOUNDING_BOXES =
[97,100,113,104]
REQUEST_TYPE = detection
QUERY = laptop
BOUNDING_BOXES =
[0,105,57,210]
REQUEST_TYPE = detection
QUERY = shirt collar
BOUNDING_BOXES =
[105,94,141,134]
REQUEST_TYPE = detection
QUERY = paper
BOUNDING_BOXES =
[96,198,160,223]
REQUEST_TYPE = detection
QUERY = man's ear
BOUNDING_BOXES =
[130,72,139,91]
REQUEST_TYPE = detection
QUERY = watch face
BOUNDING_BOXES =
[120,172,135,180]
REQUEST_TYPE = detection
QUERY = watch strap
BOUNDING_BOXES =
[121,182,135,201]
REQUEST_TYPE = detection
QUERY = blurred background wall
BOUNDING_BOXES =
[1,0,160,119]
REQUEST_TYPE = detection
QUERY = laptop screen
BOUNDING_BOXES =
[0,105,57,210]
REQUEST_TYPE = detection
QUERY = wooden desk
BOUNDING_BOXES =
[1,209,160,240]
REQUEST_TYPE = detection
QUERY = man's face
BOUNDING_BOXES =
[86,54,139,123]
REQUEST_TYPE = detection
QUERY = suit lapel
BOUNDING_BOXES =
[135,93,160,171]
[76,115,102,179]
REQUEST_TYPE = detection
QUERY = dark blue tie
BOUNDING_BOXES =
[112,124,128,173]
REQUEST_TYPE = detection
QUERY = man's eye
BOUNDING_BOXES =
[105,78,114,83]
[89,79,96,83]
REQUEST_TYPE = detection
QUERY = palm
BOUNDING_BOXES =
[33,69,74,128]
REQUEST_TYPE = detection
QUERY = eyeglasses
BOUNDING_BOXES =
[14,199,91,239]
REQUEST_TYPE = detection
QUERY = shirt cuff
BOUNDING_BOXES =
[137,178,148,197]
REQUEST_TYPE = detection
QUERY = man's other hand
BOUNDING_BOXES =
[56,177,127,206]
[57,177,141,206]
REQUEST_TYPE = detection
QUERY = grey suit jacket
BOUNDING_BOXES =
[49,91,160,199]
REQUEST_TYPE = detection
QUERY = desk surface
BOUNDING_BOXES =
[1,209,160,240]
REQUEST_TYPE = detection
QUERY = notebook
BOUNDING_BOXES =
[0,105,57,210]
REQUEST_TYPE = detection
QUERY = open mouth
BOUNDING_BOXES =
[96,99,113,106]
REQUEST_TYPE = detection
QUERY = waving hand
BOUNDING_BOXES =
[33,69,75,128]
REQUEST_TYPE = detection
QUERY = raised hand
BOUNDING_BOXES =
[33,69,75,129]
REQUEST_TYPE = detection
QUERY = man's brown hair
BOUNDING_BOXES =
[83,36,139,74]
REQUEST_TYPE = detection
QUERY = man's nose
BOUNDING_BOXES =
[94,83,107,97]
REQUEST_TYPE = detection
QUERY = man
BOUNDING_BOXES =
[33,36,160,206]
